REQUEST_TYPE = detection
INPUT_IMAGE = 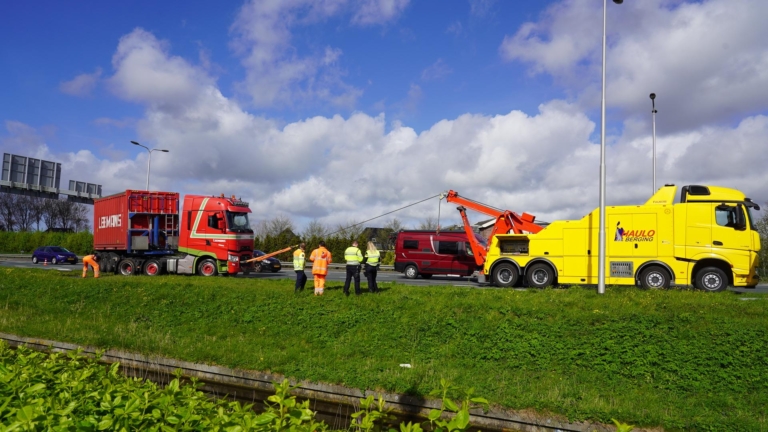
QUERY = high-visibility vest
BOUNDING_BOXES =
[365,250,380,265]
[344,246,363,265]
[293,249,305,269]
[310,247,331,275]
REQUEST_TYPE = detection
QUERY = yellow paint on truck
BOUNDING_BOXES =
[483,185,761,290]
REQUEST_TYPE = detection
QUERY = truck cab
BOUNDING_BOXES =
[178,195,255,276]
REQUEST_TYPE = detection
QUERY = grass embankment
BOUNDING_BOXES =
[1,268,767,431]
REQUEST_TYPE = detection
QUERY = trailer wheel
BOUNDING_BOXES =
[526,263,554,289]
[493,263,519,288]
[695,267,728,292]
[404,265,418,279]
[198,259,218,277]
[144,259,162,276]
[639,266,670,289]
[118,259,136,276]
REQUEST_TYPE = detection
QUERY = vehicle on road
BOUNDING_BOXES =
[253,250,282,273]
[483,184,761,291]
[393,230,481,279]
[31,246,78,265]
[94,190,256,277]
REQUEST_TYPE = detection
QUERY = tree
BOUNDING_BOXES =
[418,215,438,230]
[11,195,36,231]
[756,205,768,278]
[301,219,329,239]
[255,214,295,240]
[333,220,364,238]
[0,193,16,231]
[29,197,46,231]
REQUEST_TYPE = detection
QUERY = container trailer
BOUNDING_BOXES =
[94,190,256,276]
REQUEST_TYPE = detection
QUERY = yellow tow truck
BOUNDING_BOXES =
[484,184,761,291]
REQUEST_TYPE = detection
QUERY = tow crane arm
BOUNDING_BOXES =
[443,190,543,267]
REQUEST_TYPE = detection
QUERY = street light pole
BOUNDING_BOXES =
[598,0,623,295]
[650,93,657,193]
[130,141,169,191]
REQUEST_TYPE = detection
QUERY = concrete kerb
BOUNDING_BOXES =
[0,332,634,432]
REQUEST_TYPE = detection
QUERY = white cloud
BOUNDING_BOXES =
[59,68,102,97]
[421,59,452,81]
[351,0,410,25]
[499,0,768,131]
[469,0,496,18]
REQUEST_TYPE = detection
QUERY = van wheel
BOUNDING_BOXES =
[526,263,554,289]
[421,274,433,279]
[493,263,519,288]
[639,266,670,289]
[404,265,418,279]
[144,259,162,276]
[198,259,218,277]
[695,267,728,292]
[118,259,135,276]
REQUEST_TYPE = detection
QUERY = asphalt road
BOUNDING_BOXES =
[3,260,767,293]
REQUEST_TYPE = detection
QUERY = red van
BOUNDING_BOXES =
[393,230,483,279]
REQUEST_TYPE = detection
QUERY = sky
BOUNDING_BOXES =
[2,0,767,231]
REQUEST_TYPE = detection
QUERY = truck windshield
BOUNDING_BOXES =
[226,211,252,233]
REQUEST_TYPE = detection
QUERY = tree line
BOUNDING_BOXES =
[0,193,90,232]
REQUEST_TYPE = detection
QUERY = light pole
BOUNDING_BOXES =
[650,93,657,193]
[130,141,169,191]
[598,0,623,295]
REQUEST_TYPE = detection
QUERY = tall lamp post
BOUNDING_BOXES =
[598,0,624,295]
[130,141,169,191]
[650,93,657,193]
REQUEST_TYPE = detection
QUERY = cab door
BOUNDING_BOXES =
[711,203,752,272]
[686,203,712,257]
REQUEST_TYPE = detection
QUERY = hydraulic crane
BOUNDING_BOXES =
[442,190,543,267]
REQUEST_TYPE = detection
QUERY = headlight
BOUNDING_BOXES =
[228,254,240,263]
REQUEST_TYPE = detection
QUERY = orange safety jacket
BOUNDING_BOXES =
[310,247,332,275]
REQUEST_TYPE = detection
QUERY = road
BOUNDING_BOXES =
[4,259,768,293]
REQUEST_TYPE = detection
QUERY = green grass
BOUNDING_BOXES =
[1,268,767,431]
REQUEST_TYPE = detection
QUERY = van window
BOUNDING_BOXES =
[403,240,419,250]
[715,206,740,228]
[436,241,459,255]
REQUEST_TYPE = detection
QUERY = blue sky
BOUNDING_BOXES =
[2,0,767,230]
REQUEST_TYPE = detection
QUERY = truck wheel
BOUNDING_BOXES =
[639,266,670,289]
[493,263,519,288]
[404,265,418,279]
[198,259,218,277]
[695,267,728,292]
[144,259,162,276]
[118,259,136,276]
[526,263,554,289]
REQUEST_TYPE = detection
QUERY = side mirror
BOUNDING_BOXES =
[217,219,225,230]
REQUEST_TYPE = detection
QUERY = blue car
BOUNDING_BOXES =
[32,246,78,265]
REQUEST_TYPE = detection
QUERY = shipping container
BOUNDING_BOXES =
[94,190,180,251]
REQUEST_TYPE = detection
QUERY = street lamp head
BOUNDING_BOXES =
[130,140,140,145]
[649,93,656,100]
[613,0,623,4]
[160,149,169,153]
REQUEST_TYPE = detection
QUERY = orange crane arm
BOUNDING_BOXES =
[244,245,297,263]
[456,206,487,267]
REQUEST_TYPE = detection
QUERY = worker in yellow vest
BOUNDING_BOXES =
[309,241,332,296]
[343,240,364,296]
[82,253,100,278]
[293,243,307,292]
[363,241,381,293]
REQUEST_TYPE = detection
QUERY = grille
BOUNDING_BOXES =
[610,261,634,277]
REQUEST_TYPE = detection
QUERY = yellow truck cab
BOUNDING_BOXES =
[484,185,761,291]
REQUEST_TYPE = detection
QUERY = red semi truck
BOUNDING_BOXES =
[94,190,256,276]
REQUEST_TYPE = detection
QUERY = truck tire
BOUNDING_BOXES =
[695,267,728,292]
[404,265,418,279]
[526,263,554,289]
[639,266,670,289]
[493,263,519,288]
[118,259,136,276]
[197,258,218,277]
[143,259,162,276]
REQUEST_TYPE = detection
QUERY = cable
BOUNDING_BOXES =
[326,194,441,237]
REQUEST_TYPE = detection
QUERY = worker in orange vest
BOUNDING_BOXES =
[309,241,332,296]
[82,253,100,278]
